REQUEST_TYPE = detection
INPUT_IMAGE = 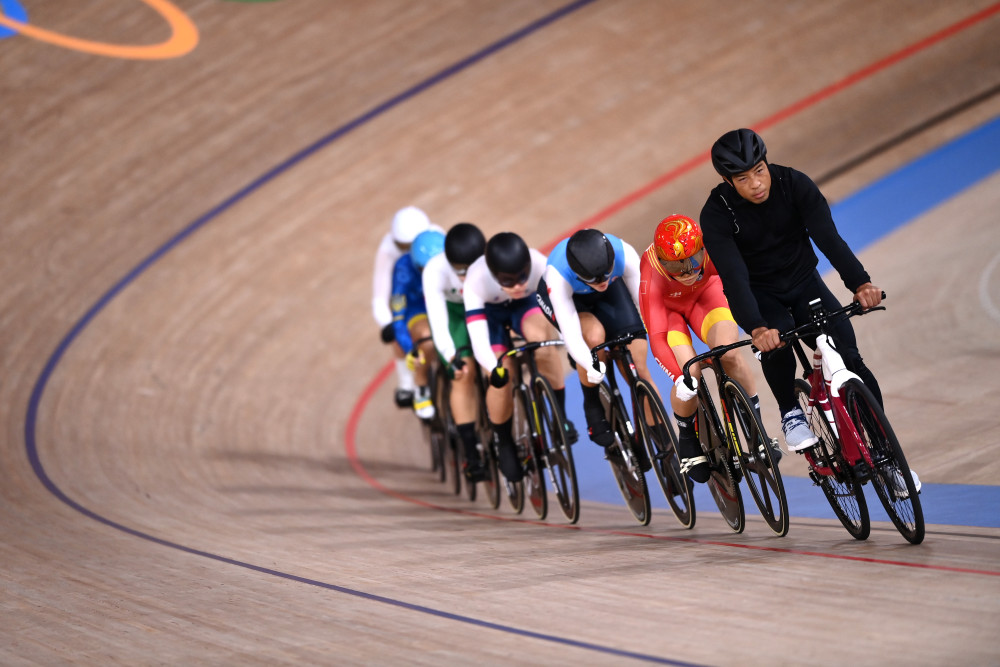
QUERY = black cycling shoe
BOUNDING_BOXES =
[634,444,652,473]
[584,407,614,447]
[663,455,692,497]
[463,462,487,483]
[497,442,523,483]
[394,388,414,409]
[562,420,578,445]
[678,433,710,483]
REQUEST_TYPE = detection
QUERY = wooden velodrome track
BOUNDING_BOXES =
[3,1,1000,664]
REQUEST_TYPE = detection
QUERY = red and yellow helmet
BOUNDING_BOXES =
[653,214,703,261]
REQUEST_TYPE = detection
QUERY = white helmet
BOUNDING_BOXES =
[391,206,431,245]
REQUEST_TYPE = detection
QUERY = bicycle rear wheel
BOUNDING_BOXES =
[514,386,547,520]
[533,375,580,524]
[795,379,869,540]
[635,380,694,529]
[842,379,924,544]
[433,368,462,496]
[724,380,788,536]
[476,410,501,510]
[599,384,651,526]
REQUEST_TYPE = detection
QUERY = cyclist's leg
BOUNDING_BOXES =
[443,302,484,477]
[408,315,436,419]
[389,339,415,408]
[480,304,521,481]
[518,298,578,443]
[754,289,817,450]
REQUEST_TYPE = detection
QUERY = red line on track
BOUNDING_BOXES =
[345,4,1000,576]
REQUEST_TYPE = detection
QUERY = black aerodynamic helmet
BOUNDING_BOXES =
[444,222,486,267]
[711,128,767,177]
[485,232,531,287]
[566,228,615,284]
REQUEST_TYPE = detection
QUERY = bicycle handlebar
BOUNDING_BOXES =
[780,294,886,342]
[754,293,886,361]
[681,338,756,387]
[589,329,647,367]
[500,338,565,360]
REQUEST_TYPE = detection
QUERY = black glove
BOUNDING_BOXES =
[380,324,395,344]
[489,366,509,388]
[450,356,466,372]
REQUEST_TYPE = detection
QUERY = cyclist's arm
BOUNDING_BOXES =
[463,266,498,372]
[544,265,592,370]
[621,241,643,314]
[638,254,683,382]
[700,204,768,333]
[422,255,457,362]
[390,258,417,354]
[371,233,398,327]
[793,169,871,293]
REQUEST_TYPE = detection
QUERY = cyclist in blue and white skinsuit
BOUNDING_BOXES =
[537,229,658,471]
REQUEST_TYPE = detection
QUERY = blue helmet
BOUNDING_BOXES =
[411,230,445,269]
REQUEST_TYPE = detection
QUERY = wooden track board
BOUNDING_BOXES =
[2,1,999,664]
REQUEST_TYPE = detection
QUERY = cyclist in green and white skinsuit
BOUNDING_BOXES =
[422,223,488,481]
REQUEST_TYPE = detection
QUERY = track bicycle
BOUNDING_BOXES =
[495,333,580,523]
[590,331,691,527]
[782,296,924,544]
[681,339,789,536]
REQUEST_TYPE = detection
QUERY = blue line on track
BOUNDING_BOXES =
[570,115,1000,528]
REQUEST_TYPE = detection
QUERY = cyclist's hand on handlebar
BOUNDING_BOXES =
[675,376,698,402]
[751,326,783,353]
[489,365,509,388]
[587,360,606,384]
[404,349,424,372]
[854,282,883,309]
[380,324,395,344]
[450,355,467,380]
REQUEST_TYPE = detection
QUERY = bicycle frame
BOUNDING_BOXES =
[597,333,648,465]
[790,304,881,480]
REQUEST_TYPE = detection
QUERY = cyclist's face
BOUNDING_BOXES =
[730,161,771,204]
[496,269,531,298]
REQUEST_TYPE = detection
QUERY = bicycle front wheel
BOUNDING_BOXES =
[533,375,580,524]
[842,379,924,544]
[724,379,788,536]
[635,380,694,529]
[599,384,651,526]
[794,379,869,540]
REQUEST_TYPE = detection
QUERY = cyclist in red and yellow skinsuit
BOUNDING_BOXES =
[638,214,768,484]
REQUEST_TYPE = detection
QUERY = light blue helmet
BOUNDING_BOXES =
[411,230,445,269]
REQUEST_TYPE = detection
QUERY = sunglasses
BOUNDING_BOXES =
[579,270,612,285]
[658,249,705,277]
[495,270,530,288]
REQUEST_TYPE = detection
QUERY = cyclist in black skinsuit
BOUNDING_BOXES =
[699,128,885,452]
